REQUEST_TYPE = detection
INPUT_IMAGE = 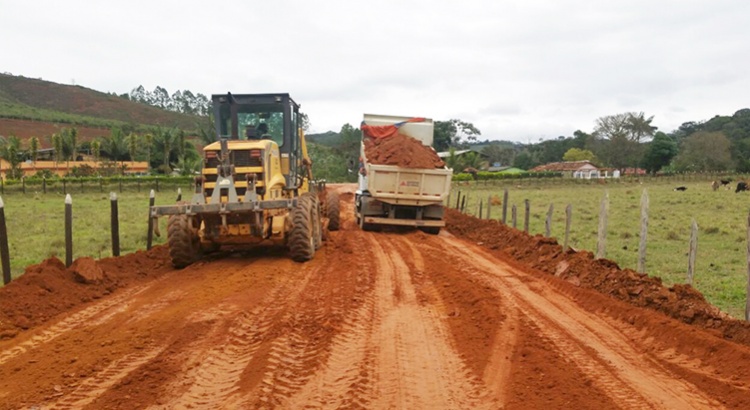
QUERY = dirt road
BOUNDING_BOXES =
[1,186,750,409]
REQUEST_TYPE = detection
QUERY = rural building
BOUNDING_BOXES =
[531,160,603,178]
[0,159,149,178]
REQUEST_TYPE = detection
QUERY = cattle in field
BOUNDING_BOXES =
[674,186,687,191]
[711,181,720,191]
[721,179,733,186]
[736,181,748,193]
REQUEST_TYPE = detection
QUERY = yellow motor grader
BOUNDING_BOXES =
[151,93,340,268]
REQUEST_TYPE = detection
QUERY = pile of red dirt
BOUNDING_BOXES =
[444,209,750,346]
[0,246,172,340]
[364,133,445,169]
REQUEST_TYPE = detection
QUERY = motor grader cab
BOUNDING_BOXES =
[151,93,340,268]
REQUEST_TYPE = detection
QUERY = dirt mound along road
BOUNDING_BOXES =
[1,185,750,409]
[363,132,445,169]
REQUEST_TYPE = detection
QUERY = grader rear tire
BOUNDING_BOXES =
[288,195,316,262]
[326,191,341,231]
[167,214,201,269]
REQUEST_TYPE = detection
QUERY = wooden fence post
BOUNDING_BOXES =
[0,196,11,285]
[119,178,123,193]
[110,192,120,257]
[22,177,25,194]
[487,195,492,219]
[460,195,466,213]
[524,199,530,233]
[42,177,47,194]
[638,189,649,273]
[65,194,73,268]
[455,190,461,209]
[156,179,160,192]
[176,188,182,202]
[80,178,84,193]
[147,189,155,250]
[545,203,554,237]
[687,219,698,285]
[479,200,483,219]
[596,192,609,259]
[502,189,508,224]
[564,204,572,252]
[99,177,103,193]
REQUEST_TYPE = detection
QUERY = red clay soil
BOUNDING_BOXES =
[364,133,445,169]
[444,208,750,346]
[0,118,110,145]
[0,246,172,340]
[3,190,750,408]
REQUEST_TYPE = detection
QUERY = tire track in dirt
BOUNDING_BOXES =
[437,235,725,409]
[235,235,374,409]
[282,231,379,409]
[362,235,491,409]
[48,345,166,409]
[0,282,156,366]
[158,264,318,410]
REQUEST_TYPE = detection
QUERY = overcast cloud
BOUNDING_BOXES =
[1,0,748,142]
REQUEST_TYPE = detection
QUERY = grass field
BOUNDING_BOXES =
[0,180,192,279]
[451,176,750,318]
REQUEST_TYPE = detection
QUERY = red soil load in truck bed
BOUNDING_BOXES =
[363,133,445,169]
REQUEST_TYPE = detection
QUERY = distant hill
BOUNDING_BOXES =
[306,131,341,147]
[0,74,203,133]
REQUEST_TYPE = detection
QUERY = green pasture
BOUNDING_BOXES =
[0,179,192,280]
[451,176,750,318]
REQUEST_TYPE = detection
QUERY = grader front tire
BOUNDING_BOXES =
[167,214,201,269]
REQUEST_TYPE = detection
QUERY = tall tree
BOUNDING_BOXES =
[126,133,139,163]
[101,127,129,169]
[51,133,63,171]
[0,136,23,179]
[433,119,481,152]
[28,136,39,164]
[624,112,658,142]
[672,131,733,172]
[91,139,101,163]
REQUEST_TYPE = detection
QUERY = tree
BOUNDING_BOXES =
[481,144,516,166]
[51,133,64,171]
[0,136,23,179]
[433,119,481,152]
[91,139,101,163]
[641,132,677,174]
[126,133,139,163]
[624,112,657,142]
[61,127,79,168]
[562,148,598,163]
[672,131,733,172]
[513,151,535,170]
[593,112,657,170]
[29,136,39,164]
[101,127,129,169]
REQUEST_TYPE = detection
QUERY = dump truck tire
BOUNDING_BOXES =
[326,191,341,231]
[289,195,315,262]
[167,214,200,269]
[419,226,441,235]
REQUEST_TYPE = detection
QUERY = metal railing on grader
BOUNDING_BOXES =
[151,93,340,268]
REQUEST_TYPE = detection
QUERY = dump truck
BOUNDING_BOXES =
[151,93,340,268]
[355,114,452,234]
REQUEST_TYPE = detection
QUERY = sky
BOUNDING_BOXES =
[1,0,749,143]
